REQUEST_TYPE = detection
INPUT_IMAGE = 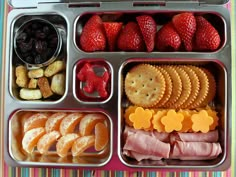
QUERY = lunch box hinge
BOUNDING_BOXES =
[9,0,68,8]
[165,0,202,7]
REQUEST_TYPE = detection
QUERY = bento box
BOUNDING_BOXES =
[1,0,231,170]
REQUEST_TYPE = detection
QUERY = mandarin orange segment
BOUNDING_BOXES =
[191,110,213,133]
[161,110,184,133]
[20,112,35,131]
[37,131,61,154]
[22,127,46,153]
[95,122,109,151]
[71,135,95,157]
[56,133,80,158]
[79,113,106,136]
[45,112,67,133]
[129,107,153,129]
[59,112,84,136]
[152,110,167,132]
[23,113,49,132]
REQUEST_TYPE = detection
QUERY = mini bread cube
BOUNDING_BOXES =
[28,68,44,78]
[44,60,65,77]
[51,73,65,95]
[20,88,42,100]
[28,78,38,89]
[15,65,28,88]
[38,77,53,98]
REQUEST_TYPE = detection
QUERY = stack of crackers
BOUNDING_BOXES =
[125,64,216,109]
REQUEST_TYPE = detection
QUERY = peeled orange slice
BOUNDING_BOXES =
[59,112,84,136]
[22,127,46,153]
[71,135,95,157]
[23,113,49,132]
[95,122,109,151]
[20,112,34,129]
[37,131,61,154]
[79,113,106,136]
[56,133,80,158]
[45,112,67,133]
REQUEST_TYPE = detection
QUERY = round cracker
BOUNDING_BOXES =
[188,66,209,109]
[125,64,166,108]
[161,65,182,107]
[155,66,173,108]
[180,66,200,109]
[172,66,192,109]
[200,68,216,107]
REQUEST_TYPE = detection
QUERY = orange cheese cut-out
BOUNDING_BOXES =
[124,106,138,127]
[191,110,214,133]
[129,107,153,129]
[161,109,184,133]
[152,110,167,132]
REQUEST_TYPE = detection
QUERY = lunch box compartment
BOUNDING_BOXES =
[118,58,228,168]
[8,109,113,167]
[10,14,68,102]
[75,12,226,53]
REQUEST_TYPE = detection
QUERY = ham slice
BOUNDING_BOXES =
[123,126,170,142]
[123,131,170,161]
[123,150,163,161]
[171,141,222,160]
[170,130,219,144]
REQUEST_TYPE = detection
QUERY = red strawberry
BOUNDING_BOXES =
[136,15,156,52]
[80,15,106,52]
[172,12,196,51]
[117,22,145,51]
[103,22,123,51]
[195,16,221,51]
[156,23,181,51]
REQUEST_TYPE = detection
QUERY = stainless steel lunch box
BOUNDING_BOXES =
[1,0,231,170]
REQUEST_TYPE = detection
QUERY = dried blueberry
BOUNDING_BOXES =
[35,55,43,64]
[19,39,33,53]
[35,40,43,54]
[43,26,50,35]
[16,32,27,43]
[49,37,58,47]
[32,23,42,30]
[25,56,34,64]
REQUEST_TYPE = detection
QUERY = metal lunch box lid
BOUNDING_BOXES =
[8,0,229,8]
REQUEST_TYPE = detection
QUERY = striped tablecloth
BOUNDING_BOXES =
[0,0,235,176]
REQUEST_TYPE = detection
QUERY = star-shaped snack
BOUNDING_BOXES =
[191,110,213,133]
[129,107,153,129]
[161,110,184,133]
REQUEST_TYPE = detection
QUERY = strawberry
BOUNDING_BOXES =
[136,15,156,52]
[172,12,196,51]
[117,22,145,51]
[156,23,181,51]
[103,22,123,51]
[79,15,106,52]
[195,16,221,51]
